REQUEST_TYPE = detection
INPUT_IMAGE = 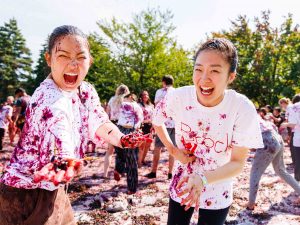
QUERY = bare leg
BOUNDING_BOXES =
[168,154,174,174]
[103,144,114,178]
[141,143,151,163]
[151,146,162,173]
[138,143,145,167]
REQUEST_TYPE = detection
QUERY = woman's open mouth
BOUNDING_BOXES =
[200,87,214,96]
[64,73,78,85]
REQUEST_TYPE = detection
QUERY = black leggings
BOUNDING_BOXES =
[167,198,230,225]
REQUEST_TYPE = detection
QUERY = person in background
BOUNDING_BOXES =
[138,90,154,167]
[247,109,300,210]
[6,96,16,146]
[13,88,30,132]
[114,93,144,194]
[145,75,175,180]
[281,94,300,181]
[103,84,130,178]
[281,94,300,168]
[0,100,13,151]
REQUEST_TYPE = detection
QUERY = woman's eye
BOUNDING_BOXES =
[195,68,202,72]
[78,56,87,60]
[58,55,68,58]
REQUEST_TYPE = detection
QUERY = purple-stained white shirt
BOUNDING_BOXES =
[138,103,154,123]
[0,105,13,129]
[107,96,121,121]
[258,116,278,133]
[153,86,263,209]
[155,87,175,128]
[288,102,300,147]
[1,79,109,190]
[117,101,143,129]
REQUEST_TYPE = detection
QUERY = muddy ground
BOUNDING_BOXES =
[0,134,299,225]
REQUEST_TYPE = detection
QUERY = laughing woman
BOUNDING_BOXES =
[152,38,263,225]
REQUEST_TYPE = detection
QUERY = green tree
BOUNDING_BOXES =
[211,11,300,106]
[85,33,122,101]
[29,42,50,94]
[96,8,193,99]
[0,18,32,99]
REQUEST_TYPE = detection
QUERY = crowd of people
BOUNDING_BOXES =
[0,25,299,225]
[0,88,30,150]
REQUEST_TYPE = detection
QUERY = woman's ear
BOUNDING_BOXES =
[45,52,51,67]
[89,55,94,66]
[228,72,236,84]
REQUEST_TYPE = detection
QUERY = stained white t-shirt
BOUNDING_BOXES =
[152,86,263,209]
[117,101,144,129]
[108,96,122,121]
[1,79,109,190]
[154,86,175,128]
[288,102,300,147]
[0,105,13,129]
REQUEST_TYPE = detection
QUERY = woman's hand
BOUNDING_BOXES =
[176,173,204,211]
[120,130,153,148]
[33,157,82,185]
[168,145,196,164]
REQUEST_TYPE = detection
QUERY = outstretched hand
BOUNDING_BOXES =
[33,156,82,186]
[120,130,153,148]
[176,174,204,211]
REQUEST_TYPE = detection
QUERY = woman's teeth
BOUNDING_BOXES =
[200,87,213,95]
[64,73,78,84]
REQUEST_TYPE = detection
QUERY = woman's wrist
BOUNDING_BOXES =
[194,171,208,187]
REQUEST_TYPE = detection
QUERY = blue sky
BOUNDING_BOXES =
[1,0,300,64]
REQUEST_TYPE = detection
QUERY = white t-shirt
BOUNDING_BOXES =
[154,86,175,128]
[0,105,13,129]
[108,96,121,121]
[286,104,295,132]
[288,102,300,147]
[152,86,263,209]
[117,101,144,129]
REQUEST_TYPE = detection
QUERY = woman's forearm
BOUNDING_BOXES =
[96,122,123,147]
[204,147,248,185]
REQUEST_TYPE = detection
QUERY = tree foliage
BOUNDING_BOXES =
[95,8,193,100]
[0,18,32,100]
[211,11,300,106]
[29,42,50,94]
[3,10,299,107]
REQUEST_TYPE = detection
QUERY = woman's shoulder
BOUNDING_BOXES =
[31,79,63,105]
[170,85,194,97]
[226,89,256,111]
